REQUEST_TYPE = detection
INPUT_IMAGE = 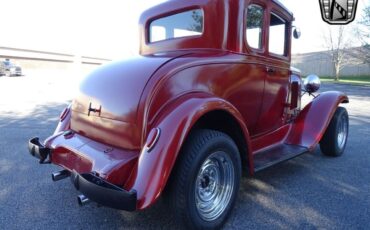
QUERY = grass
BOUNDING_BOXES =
[319,75,370,85]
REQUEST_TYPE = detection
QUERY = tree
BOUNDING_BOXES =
[322,26,355,81]
[355,6,370,66]
[189,10,203,33]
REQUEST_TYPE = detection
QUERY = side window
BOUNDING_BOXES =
[246,5,264,50]
[269,13,286,56]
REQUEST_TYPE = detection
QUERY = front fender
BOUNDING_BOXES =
[286,91,349,150]
[125,93,251,210]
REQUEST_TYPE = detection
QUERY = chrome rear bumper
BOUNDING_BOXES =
[70,171,137,211]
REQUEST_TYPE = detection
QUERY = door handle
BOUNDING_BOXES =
[266,67,275,73]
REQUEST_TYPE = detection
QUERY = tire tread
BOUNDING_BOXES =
[320,107,348,157]
[167,129,240,229]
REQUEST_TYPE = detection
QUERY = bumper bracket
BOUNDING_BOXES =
[71,171,137,211]
[28,137,51,163]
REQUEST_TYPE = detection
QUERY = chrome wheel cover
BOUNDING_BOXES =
[195,151,235,222]
[337,113,348,150]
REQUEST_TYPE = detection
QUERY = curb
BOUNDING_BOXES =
[322,81,370,88]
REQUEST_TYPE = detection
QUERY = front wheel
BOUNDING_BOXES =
[168,129,241,229]
[320,107,349,156]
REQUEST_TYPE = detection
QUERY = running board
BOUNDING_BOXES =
[253,144,308,172]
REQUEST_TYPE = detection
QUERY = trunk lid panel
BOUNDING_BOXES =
[72,56,171,123]
[71,55,175,149]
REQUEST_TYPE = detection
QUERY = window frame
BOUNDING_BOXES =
[268,11,289,58]
[148,8,205,44]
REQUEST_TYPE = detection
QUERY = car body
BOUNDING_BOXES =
[12,66,22,76]
[28,0,349,229]
[9,65,22,76]
[0,62,5,76]
[2,59,22,76]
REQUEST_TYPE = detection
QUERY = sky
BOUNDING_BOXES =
[283,0,368,54]
[0,0,368,59]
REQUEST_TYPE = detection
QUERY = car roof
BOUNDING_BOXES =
[272,0,293,17]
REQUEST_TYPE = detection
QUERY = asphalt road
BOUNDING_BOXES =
[0,74,369,229]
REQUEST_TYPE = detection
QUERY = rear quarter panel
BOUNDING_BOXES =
[140,52,266,139]
[128,93,251,209]
[130,51,271,209]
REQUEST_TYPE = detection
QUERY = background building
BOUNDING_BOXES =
[292,47,370,77]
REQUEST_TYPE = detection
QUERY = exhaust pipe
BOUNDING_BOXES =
[52,170,70,181]
[77,194,90,206]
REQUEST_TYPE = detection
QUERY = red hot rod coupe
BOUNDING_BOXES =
[28,0,349,229]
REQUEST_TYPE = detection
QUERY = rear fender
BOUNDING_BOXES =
[53,110,71,135]
[286,91,349,150]
[125,93,251,210]
[44,105,71,148]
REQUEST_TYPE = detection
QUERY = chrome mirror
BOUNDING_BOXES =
[293,27,301,39]
[303,74,321,94]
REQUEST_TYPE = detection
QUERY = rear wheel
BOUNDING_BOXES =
[168,129,241,229]
[320,107,349,157]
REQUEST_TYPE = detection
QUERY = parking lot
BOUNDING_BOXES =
[0,73,369,229]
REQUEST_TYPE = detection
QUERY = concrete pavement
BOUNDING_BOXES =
[0,73,369,229]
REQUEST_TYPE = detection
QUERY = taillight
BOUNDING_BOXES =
[60,105,71,122]
[145,128,161,152]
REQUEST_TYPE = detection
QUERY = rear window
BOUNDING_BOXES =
[149,9,204,43]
